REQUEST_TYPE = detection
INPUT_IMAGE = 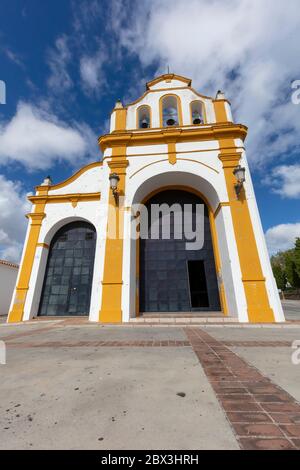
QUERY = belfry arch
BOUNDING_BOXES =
[38,221,96,317]
[123,169,235,321]
[139,188,221,313]
[8,73,284,324]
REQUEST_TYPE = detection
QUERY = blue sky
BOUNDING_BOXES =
[0,0,299,261]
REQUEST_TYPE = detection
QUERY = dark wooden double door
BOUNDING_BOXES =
[139,190,221,313]
[38,222,96,316]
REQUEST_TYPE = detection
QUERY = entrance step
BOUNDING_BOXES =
[141,312,223,318]
[129,314,237,324]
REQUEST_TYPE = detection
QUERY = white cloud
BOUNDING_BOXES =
[47,35,73,92]
[265,164,300,198]
[0,175,30,263]
[4,48,25,69]
[116,0,300,167]
[0,102,98,170]
[80,50,106,94]
[265,223,300,254]
[72,0,103,33]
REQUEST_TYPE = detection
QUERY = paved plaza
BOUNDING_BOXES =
[1,306,300,450]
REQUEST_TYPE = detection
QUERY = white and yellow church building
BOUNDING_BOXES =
[8,74,284,324]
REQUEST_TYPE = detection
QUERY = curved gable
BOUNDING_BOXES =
[48,161,103,195]
[146,74,192,90]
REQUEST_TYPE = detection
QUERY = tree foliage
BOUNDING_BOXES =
[271,238,300,290]
[272,264,287,291]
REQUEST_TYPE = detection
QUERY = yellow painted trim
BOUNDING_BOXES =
[209,208,228,315]
[190,99,207,125]
[7,204,47,323]
[213,99,230,123]
[114,107,127,131]
[129,159,168,178]
[168,142,177,165]
[37,243,49,249]
[99,123,248,152]
[214,202,231,218]
[103,145,245,161]
[108,160,128,169]
[137,185,225,316]
[129,157,219,180]
[177,158,219,173]
[99,150,129,323]
[134,87,210,106]
[218,141,275,322]
[136,104,152,129]
[159,93,183,128]
[28,192,101,205]
[36,162,102,192]
[126,85,213,108]
[122,122,240,132]
[136,232,140,317]
[146,73,191,89]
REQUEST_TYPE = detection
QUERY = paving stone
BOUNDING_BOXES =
[239,438,296,450]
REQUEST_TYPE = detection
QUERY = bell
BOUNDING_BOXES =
[193,117,201,124]
[192,111,202,124]
[166,118,175,126]
[141,119,149,128]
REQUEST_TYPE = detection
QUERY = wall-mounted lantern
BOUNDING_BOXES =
[233,165,246,197]
[109,172,120,203]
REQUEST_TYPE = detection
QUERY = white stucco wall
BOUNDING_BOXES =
[120,136,249,321]
[235,140,285,322]
[125,87,216,130]
[11,74,284,323]
[48,165,103,196]
[0,263,19,316]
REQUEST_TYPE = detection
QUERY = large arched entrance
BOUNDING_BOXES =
[38,221,96,316]
[139,189,221,313]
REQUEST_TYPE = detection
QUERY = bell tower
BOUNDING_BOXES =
[8,73,285,324]
[98,73,284,323]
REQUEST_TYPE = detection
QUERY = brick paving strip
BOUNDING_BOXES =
[185,327,300,450]
[1,324,61,342]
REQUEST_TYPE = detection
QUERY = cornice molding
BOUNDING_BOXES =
[98,124,248,152]
[26,212,46,225]
[35,161,102,193]
[218,152,242,168]
[28,192,101,206]
[108,160,129,169]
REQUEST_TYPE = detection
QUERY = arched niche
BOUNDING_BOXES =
[160,95,182,127]
[190,100,204,124]
[38,221,96,316]
[137,105,151,128]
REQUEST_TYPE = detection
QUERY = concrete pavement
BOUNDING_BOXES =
[282,300,300,321]
[1,319,300,449]
[0,322,238,450]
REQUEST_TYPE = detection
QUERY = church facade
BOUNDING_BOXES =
[8,74,285,323]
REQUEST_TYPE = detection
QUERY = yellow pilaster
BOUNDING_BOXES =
[114,107,127,131]
[99,159,128,323]
[213,99,230,123]
[210,209,228,315]
[168,141,177,165]
[219,141,274,322]
[7,194,47,323]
